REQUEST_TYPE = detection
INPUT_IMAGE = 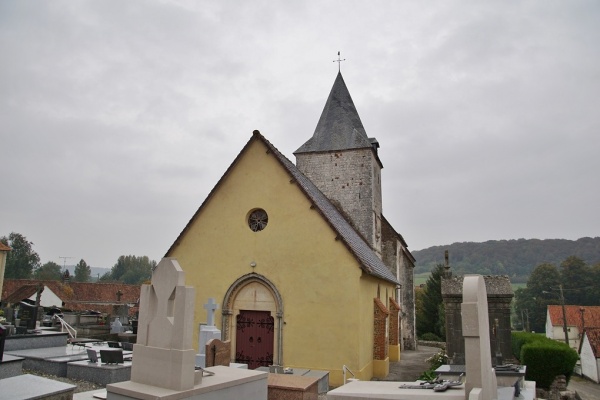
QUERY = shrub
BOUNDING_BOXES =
[420,332,443,342]
[511,332,578,389]
[511,331,545,361]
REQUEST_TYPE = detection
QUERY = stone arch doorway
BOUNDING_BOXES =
[222,273,283,368]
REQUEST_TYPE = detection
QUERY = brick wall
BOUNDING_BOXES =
[373,297,390,360]
[388,297,401,346]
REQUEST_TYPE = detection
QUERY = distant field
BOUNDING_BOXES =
[414,272,527,291]
[414,272,430,286]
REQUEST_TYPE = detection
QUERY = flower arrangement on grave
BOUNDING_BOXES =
[418,347,448,381]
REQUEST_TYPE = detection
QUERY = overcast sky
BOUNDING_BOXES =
[1,1,599,270]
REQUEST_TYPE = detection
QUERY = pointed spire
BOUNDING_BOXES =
[295,72,373,154]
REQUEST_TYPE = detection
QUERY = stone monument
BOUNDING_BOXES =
[205,338,231,367]
[462,275,498,399]
[196,298,222,368]
[129,257,199,391]
[442,274,514,365]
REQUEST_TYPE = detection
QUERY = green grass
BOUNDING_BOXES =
[414,272,430,286]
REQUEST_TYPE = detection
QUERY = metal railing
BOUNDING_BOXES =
[342,365,357,385]
[55,315,77,340]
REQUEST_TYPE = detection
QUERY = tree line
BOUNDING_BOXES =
[412,237,600,282]
[1,232,155,285]
[514,256,600,333]
[416,256,600,340]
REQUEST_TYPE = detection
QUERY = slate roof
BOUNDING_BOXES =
[295,72,377,155]
[548,305,600,333]
[381,215,414,262]
[584,328,600,358]
[167,131,399,285]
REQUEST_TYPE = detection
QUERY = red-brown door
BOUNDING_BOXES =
[235,310,274,369]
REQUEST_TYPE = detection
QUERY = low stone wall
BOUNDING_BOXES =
[417,340,445,349]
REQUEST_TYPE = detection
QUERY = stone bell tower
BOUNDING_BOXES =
[294,72,383,255]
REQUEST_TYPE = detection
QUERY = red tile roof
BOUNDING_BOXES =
[0,242,11,251]
[585,328,600,358]
[3,284,40,304]
[548,305,600,333]
[1,279,141,316]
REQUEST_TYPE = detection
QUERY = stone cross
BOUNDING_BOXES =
[203,298,219,326]
[462,275,498,400]
[197,297,222,368]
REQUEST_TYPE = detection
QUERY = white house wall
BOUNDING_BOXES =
[28,286,63,308]
[545,310,553,338]
[545,309,581,351]
[580,334,600,383]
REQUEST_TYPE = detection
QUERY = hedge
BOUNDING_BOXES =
[511,332,579,389]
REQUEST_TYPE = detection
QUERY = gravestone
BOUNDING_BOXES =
[196,297,222,368]
[18,302,38,330]
[442,275,514,365]
[129,257,200,391]
[110,317,124,334]
[113,304,129,325]
[205,338,231,367]
[462,274,498,399]
[106,257,269,400]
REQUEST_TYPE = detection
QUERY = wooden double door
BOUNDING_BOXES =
[235,310,274,369]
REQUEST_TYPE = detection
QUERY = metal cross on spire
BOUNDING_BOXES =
[333,51,346,72]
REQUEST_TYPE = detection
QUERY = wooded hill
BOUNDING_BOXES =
[412,237,600,282]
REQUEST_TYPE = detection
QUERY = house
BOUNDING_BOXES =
[165,72,415,385]
[1,279,141,317]
[545,305,600,351]
[580,328,600,383]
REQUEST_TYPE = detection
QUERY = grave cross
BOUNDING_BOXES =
[203,298,219,327]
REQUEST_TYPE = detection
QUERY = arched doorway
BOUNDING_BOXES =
[222,274,283,368]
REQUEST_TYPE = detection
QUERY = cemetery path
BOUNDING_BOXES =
[378,345,440,382]
[568,375,600,400]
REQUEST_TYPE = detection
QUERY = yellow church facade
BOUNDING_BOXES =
[166,72,414,386]
[167,133,398,385]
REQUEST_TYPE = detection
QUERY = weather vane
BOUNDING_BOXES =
[333,51,346,72]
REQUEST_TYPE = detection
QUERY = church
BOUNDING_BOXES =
[165,71,415,385]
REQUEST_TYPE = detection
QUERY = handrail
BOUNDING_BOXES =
[342,365,357,385]
[55,315,77,340]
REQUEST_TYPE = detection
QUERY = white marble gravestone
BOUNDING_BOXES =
[110,317,124,334]
[196,298,222,368]
[462,275,498,400]
[128,257,199,391]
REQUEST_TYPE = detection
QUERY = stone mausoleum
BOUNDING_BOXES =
[442,273,514,365]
